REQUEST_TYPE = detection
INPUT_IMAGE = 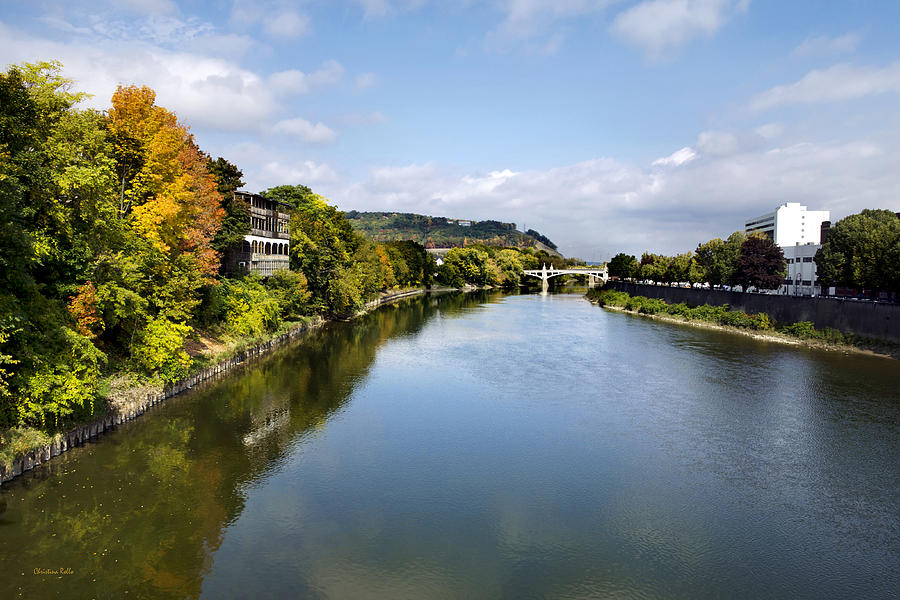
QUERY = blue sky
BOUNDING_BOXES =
[2,0,899,259]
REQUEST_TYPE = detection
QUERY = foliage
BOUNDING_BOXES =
[218,277,283,338]
[815,209,900,294]
[207,156,249,256]
[440,247,495,287]
[20,328,106,427]
[607,253,639,279]
[345,210,557,251]
[525,228,558,250]
[265,269,313,320]
[131,317,193,383]
[733,235,786,291]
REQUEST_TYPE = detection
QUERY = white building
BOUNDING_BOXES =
[781,243,821,296]
[745,203,831,296]
[744,202,830,246]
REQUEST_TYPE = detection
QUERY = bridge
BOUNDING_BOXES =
[523,264,608,293]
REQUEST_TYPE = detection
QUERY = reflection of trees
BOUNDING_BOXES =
[0,292,490,599]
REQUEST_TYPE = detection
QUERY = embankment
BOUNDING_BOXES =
[0,288,430,486]
[607,281,900,343]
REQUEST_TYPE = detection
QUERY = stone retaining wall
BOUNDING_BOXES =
[607,282,900,343]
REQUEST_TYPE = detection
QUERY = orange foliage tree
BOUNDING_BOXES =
[107,85,224,283]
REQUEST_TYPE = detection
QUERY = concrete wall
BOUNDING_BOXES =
[608,281,900,343]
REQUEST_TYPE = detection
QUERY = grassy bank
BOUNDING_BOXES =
[586,288,899,358]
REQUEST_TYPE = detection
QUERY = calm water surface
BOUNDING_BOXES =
[2,292,898,599]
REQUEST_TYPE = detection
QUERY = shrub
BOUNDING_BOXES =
[687,304,728,322]
[592,290,629,306]
[131,318,193,383]
[719,310,754,328]
[220,277,282,338]
[665,302,691,317]
[749,312,773,330]
[637,298,668,315]
[18,328,106,427]
[780,321,818,339]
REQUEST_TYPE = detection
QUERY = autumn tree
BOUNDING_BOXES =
[732,235,786,291]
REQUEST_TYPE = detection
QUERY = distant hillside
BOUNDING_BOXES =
[345,211,561,255]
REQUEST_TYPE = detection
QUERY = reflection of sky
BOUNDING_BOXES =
[199,294,899,599]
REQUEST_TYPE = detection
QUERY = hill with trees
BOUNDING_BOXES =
[345,211,561,255]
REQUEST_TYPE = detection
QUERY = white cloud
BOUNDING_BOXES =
[486,0,615,49]
[269,60,345,95]
[652,146,696,166]
[322,132,900,259]
[260,161,340,186]
[754,123,783,140]
[273,118,339,144]
[0,22,277,131]
[263,11,310,38]
[750,62,900,111]
[355,72,377,89]
[611,0,749,58]
[792,32,860,58]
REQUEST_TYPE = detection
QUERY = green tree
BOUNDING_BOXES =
[815,209,900,295]
[732,236,786,291]
[207,156,249,255]
[607,253,639,279]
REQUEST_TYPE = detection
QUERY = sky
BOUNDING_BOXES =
[2,0,899,260]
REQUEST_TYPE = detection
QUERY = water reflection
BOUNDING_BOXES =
[0,291,483,599]
[1,291,897,600]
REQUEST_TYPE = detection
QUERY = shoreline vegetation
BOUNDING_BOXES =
[0,288,432,484]
[586,288,899,360]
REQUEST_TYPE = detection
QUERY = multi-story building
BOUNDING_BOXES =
[744,202,830,246]
[781,243,821,296]
[745,203,831,296]
[227,191,291,277]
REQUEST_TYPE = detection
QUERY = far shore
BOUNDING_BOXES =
[592,302,899,361]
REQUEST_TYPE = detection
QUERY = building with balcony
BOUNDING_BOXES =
[227,191,291,277]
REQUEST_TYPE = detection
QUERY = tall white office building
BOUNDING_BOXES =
[744,202,830,246]
[744,203,831,296]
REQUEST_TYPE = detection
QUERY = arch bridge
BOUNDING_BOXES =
[523,264,608,293]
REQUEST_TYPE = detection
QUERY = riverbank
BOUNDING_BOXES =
[587,288,899,360]
[0,287,433,486]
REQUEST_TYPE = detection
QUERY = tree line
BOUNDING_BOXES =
[607,231,787,291]
[607,210,900,296]
[0,62,433,430]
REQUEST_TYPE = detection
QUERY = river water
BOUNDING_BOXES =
[1,292,898,599]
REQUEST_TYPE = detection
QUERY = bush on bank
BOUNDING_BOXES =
[585,288,849,341]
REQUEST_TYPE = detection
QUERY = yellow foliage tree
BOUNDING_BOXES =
[108,85,224,283]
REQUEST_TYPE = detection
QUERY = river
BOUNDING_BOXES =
[1,292,898,599]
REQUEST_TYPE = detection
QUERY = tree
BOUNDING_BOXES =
[640,253,672,283]
[607,253,638,279]
[815,209,900,295]
[732,235,785,291]
[695,231,746,287]
[207,156,249,255]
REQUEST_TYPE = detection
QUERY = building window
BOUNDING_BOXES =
[803,257,813,262]
[802,280,811,286]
